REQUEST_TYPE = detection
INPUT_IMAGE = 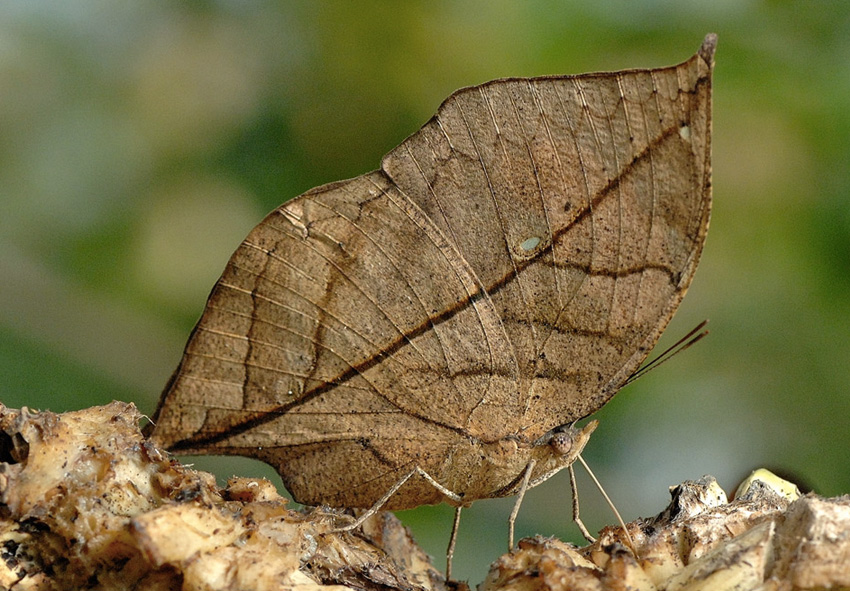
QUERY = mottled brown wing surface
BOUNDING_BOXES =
[150,36,714,509]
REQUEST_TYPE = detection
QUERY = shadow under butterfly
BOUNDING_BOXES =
[149,34,716,578]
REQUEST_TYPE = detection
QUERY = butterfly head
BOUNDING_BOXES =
[549,420,597,461]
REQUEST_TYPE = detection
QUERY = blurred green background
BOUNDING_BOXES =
[2,0,849,583]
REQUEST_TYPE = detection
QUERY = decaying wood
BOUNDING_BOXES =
[149,36,715,514]
[2,402,849,590]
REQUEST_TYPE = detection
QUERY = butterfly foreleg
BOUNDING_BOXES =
[332,466,465,579]
[333,466,463,533]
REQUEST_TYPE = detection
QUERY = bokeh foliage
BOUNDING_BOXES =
[1,1,849,583]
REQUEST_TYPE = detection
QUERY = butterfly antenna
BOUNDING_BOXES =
[625,320,709,386]
[576,454,636,553]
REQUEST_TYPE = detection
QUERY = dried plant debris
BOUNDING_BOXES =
[481,475,850,591]
[0,402,444,591]
[0,403,848,590]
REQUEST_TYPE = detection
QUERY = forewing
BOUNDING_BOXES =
[383,36,714,437]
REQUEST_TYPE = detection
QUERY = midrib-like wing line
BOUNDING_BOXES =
[548,81,596,324]
[183,340,371,396]
[576,78,619,333]
[185,347,356,388]
[472,87,533,334]
[213,216,461,419]
[261,199,436,370]
[232,243,424,383]
[171,92,692,453]
[171,143,678,452]
[335,179,463,397]
[187,297,390,398]
[351,175,475,408]
[197,295,384,390]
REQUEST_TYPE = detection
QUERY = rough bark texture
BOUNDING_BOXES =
[0,402,847,591]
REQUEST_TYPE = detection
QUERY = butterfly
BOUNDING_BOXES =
[150,34,715,577]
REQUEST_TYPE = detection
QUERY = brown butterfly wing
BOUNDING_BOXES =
[150,36,714,509]
[384,39,715,438]
[152,169,508,508]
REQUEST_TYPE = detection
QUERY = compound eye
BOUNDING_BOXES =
[550,431,573,456]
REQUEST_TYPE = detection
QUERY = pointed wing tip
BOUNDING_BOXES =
[699,33,718,66]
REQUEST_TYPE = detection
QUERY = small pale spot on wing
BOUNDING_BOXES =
[520,236,542,252]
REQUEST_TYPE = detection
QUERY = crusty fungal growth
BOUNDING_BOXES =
[0,402,848,590]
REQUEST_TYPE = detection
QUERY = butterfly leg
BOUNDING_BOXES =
[334,466,463,533]
[413,470,466,580]
[575,454,636,552]
[446,505,462,581]
[334,467,414,532]
[507,459,537,550]
[333,466,464,578]
[414,472,467,580]
[569,463,596,543]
